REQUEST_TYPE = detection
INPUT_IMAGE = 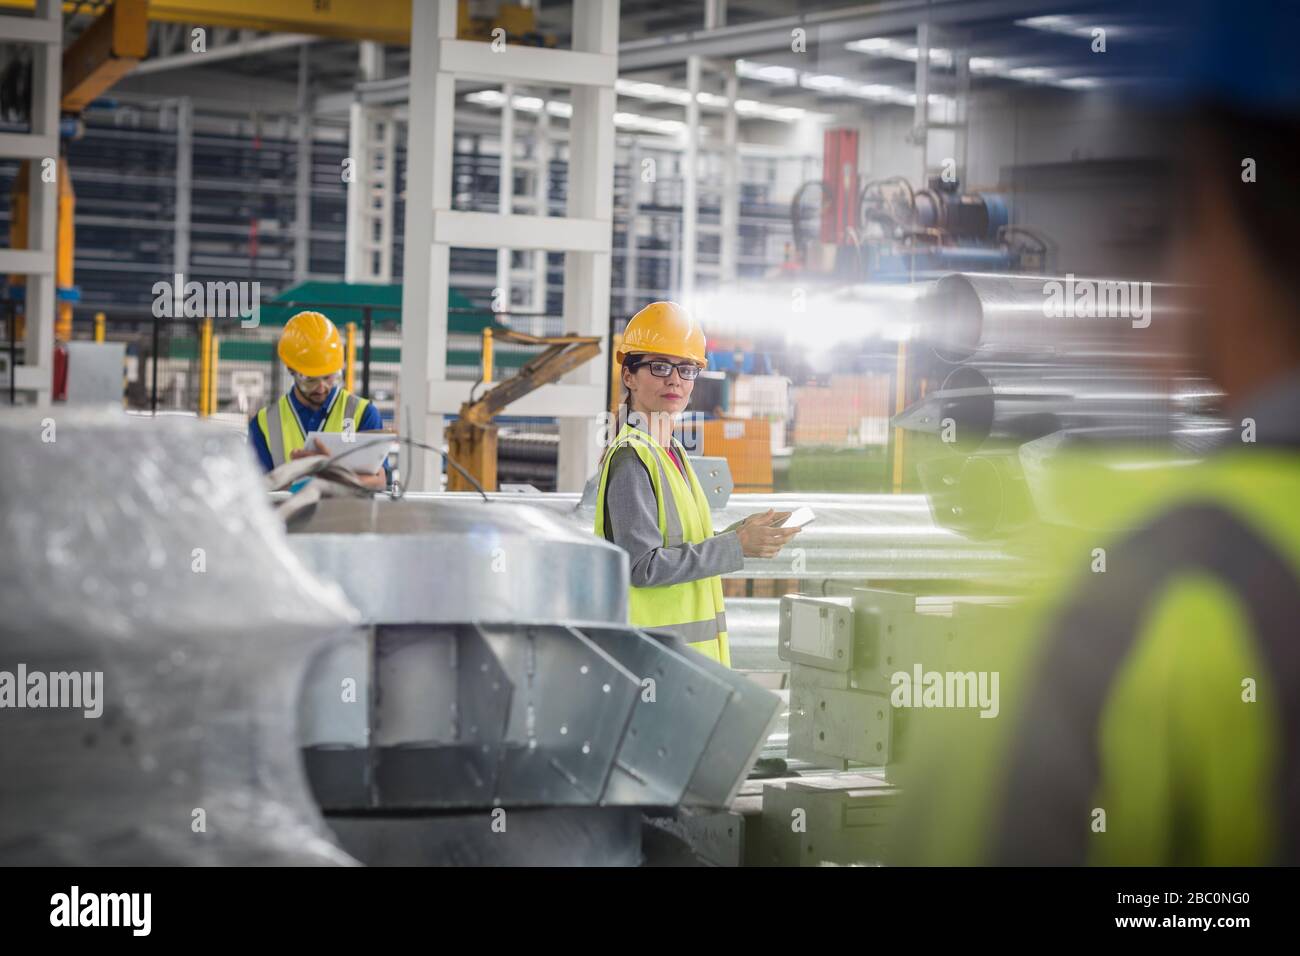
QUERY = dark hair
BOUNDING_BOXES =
[619,353,639,406]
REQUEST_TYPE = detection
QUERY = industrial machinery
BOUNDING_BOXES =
[379,486,1029,865]
[0,408,783,866]
[895,271,1229,538]
[858,175,1049,280]
[789,128,1051,283]
[445,326,602,492]
[284,496,781,865]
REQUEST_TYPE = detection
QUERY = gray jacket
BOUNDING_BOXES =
[600,445,744,588]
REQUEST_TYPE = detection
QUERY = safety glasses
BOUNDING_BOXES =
[291,370,341,390]
[628,359,702,381]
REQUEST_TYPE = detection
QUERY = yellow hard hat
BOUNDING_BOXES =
[616,301,707,367]
[278,311,343,377]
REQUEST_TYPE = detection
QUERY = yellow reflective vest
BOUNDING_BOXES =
[595,423,731,666]
[255,389,370,468]
[893,444,1300,865]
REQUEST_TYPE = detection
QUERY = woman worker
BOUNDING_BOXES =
[594,301,801,666]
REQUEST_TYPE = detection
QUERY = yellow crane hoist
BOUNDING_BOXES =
[446,327,602,492]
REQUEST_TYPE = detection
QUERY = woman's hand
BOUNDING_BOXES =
[735,509,801,558]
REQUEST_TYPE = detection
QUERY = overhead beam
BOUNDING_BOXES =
[1,0,1070,59]
[0,0,413,45]
[133,32,319,74]
[60,0,148,113]
[618,0,1073,71]
[114,68,304,113]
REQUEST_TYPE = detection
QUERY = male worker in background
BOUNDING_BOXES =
[894,0,1299,866]
[248,310,388,490]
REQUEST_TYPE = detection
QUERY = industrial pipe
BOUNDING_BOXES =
[895,364,1223,451]
[198,316,213,416]
[725,597,783,672]
[920,272,1188,363]
[407,492,1029,584]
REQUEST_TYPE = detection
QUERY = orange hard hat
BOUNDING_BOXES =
[278,311,343,377]
[616,301,707,367]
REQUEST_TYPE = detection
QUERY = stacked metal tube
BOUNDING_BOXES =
[402,491,1030,673]
[898,272,1229,538]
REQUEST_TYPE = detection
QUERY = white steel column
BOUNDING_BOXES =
[496,83,515,315]
[399,1,457,488]
[294,48,312,282]
[681,54,700,302]
[530,99,550,333]
[174,98,193,282]
[3,0,61,403]
[623,141,640,317]
[954,46,970,185]
[720,64,739,282]
[400,0,617,491]
[346,42,396,283]
[912,22,931,184]
[557,0,618,490]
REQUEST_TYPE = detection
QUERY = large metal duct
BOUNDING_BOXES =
[286,497,781,865]
[0,410,359,865]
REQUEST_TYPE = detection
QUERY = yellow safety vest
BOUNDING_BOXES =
[595,423,731,666]
[894,447,1300,865]
[255,389,370,468]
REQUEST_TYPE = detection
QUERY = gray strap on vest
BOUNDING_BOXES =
[992,502,1300,865]
[623,437,686,547]
[266,403,287,467]
[649,617,722,645]
[342,391,360,432]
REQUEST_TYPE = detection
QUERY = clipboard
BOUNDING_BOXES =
[303,430,395,473]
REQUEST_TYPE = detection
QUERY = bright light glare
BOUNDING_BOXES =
[474,77,827,126]
[845,35,1107,91]
[468,90,688,133]
[685,283,925,350]
[1016,16,1127,40]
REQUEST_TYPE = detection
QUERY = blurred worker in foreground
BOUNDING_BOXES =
[594,301,800,666]
[248,311,388,490]
[894,0,1299,865]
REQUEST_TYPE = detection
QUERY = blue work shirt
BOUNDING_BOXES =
[247,386,387,473]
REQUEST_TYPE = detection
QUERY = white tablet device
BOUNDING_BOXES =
[303,430,396,473]
[783,506,816,529]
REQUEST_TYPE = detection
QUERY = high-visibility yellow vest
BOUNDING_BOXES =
[595,423,731,667]
[894,446,1300,866]
[255,389,370,468]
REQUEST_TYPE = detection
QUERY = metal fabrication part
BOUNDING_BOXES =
[286,497,782,865]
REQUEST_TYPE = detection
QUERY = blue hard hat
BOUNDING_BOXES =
[1158,0,1300,115]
